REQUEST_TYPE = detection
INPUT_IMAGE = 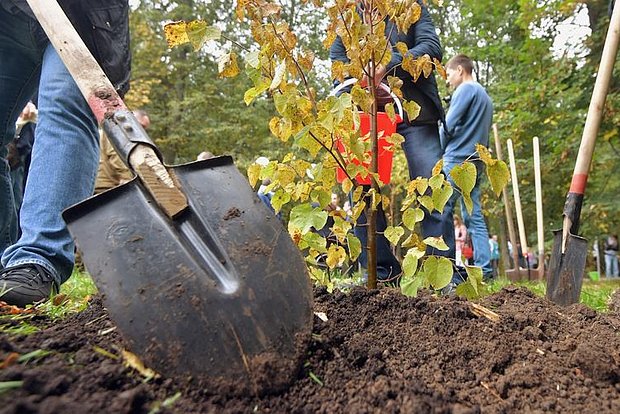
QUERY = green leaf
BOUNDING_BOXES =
[346,233,362,261]
[295,126,322,157]
[186,20,221,51]
[288,203,328,234]
[310,188,331,209]
[384,225,405,245]
[454,266,485,299]
[428,174,444,190]
[402,207,424,230]
[455,280,477,299]
[385,132,404,146]
[450,162,477,214]
[431,183,453,213]
[464,265,483,295]
[244,81,269,105]
[271,190,291,213]
[423,236,449,251]
[245,50,260,69]
[487,160,510,197]
[402,248,424,276]
[301,232,327,253]
[17,349,52,364]
[0,381,23,394]
[423,256,453,289]
[401,274,423,297]
[418,195,434,212]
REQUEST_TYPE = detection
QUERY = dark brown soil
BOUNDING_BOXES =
[1,286,620,413]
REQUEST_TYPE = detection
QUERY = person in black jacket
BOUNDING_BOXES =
[329,1,454,282]
[0,0,131,307]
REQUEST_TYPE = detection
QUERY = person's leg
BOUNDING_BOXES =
[0,7,43,258]
[353,189,402,281]
[605,254,612,277]
[460,180,493,277]
[400,123,455,260]
[2,43,99,285]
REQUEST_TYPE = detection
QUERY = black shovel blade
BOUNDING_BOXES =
[546,229,588,306]
[63,156,313,396]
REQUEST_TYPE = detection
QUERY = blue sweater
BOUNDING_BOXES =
[440,82,493,163]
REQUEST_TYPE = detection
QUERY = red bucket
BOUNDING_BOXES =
[336,111,401,185]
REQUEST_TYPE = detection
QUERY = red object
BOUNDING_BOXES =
[336,112,401,185]
[462,244,474,260]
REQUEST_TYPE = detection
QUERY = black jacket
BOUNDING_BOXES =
[6,0,131,96]
[329,0,444,125]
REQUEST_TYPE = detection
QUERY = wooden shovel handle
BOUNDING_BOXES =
[26,0,188,218]
[570,2,620,195]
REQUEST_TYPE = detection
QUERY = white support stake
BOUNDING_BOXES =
[507,139,528,262]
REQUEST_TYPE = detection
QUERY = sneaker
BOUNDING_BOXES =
[440,282,457,296]
[0,264,58,308]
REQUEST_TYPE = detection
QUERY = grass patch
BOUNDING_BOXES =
[487,275,620,312]
[0,268,98,333]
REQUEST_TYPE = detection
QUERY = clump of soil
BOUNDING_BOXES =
[1,286,620,413]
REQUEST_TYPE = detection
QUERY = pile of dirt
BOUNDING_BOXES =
[1,286,620,413]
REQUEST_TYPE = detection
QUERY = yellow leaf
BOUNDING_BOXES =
[351,85,373,114]
[218,52,240,78]
[384,225,405,245]
[487,160,510,197]
[163,21,190,48]
[432,159,443,176]
[402,207,424,230]
[433,58,446,79]
[341,178,353,195]
[326,245,347,268]
[431,183,453,213]
[122,350,160,380]
[476,144,494,165]
[402,99,421,121]
[247,163,261,187]
[423,236,449,251]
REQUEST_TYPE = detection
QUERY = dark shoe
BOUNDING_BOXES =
[0,264,58,308]
[440,282,457,296]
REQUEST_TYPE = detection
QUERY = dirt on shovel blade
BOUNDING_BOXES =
[1,286,620,413]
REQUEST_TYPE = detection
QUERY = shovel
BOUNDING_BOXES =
[547,2,620,305]
[26,0,313,395]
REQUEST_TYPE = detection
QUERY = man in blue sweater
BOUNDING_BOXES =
[440,54,494,280]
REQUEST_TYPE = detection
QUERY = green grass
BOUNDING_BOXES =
[486,275,620,312]
[0,268,98,335]
[60,268,98,302]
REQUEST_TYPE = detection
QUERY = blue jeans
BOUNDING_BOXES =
[443,160,493,277]
[0,6,99,285]
[354,123,455,279]
[604,252,619,277]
